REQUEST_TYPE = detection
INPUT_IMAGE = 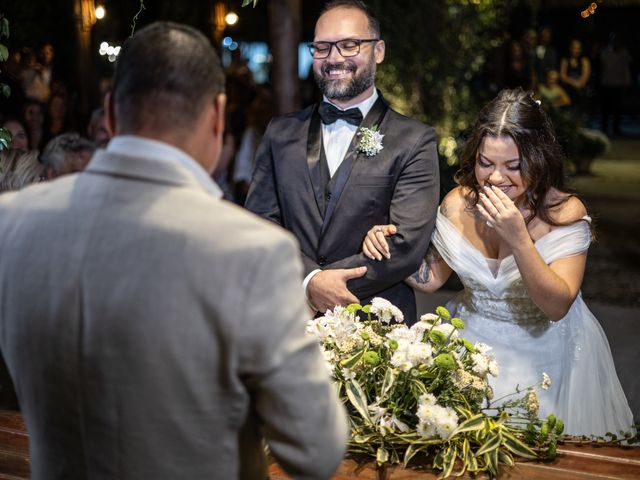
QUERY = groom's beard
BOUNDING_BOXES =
[314,57,376,103]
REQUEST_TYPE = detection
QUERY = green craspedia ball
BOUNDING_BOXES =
[435,306,451,321]
[547,414,556,430]
[434,353,456,370]
[547,442,557,459]
[451,317,465,329]
[540,422,549,441]
[363,351,381,366]
[388,339,399,350]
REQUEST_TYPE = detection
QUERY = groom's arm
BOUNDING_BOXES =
[245,121,323,276]
[326,127,439,300]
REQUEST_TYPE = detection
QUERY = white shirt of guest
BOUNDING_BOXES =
[106,135,223,198]
[321,88,378,177]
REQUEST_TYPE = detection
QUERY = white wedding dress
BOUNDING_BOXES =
[432,209,633,436]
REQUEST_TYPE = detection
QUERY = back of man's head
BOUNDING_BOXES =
[41,133,95,178]
[112,22,225,135]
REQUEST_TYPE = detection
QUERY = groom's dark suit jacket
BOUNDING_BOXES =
[246,93,439,322]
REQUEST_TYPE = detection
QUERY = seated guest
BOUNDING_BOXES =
[1,117,30,152]
[0,21,347,480]
[0,149,44,192]
[86,107,112,147]
[538,69,571,109]
[41,133,95,179]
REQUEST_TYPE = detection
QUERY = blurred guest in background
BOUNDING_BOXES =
[599,32,632,136]
[1,118,30,152]
[533,26,558,87]
[0,149,44,193]
[22,99,46,151]
[560,39,592,117]
[86,107,112,147]
[41,133,95,179]
[538,69,571,109]
[504,40,533,90]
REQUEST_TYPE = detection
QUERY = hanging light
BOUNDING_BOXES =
[95,3,106,20]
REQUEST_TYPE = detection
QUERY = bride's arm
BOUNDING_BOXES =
[362,226,452,294]
[478,186,587,321]
[405,244,453,294]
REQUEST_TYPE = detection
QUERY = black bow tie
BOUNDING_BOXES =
[318,101,363,126]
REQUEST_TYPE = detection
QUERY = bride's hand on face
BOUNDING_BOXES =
[363,224,397,260]
[476,185,529,245]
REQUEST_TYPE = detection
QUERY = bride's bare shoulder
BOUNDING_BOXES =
[440,187,474,218]
[547,190,588,224]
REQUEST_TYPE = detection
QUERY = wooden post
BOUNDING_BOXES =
[268,0,301,114]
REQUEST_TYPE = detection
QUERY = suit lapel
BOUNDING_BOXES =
[306,105,325,217]
[321,95,389,235]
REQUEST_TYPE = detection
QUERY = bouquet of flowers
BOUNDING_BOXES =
[306,298,562,478]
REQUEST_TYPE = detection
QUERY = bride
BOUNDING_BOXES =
[362,88,633,436]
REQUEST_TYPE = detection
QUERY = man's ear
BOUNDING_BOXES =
[374,40,385,64]
[104,92,116,137]
[212,93,227,139]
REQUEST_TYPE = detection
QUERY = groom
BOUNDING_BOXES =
[246,0,439,322]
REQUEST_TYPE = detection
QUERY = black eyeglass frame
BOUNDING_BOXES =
[308,38,380,59]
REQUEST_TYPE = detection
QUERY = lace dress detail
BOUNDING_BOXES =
[432,209,633,436]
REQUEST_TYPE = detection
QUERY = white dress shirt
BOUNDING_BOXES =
[322,89,378,177]
[106,135,223,198]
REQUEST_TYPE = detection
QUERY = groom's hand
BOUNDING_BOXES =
[308,267,367,313]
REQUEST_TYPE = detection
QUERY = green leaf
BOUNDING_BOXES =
[554,419,564,435]
[451,413,484,435]
[462,438,478,472]
[346,379,371,423]
[486,448,499,476]
[380,367,396,399]
[502,431,539,459]
[376,446,389,465]
[441,445,457,478]
[340,349,364,369]
[475,431,502,456]
[353,433,379,444]
[0,44,8,62]
[498,450,514,467]
[1,83,10,98]
[0,127,11,151]
[0,18,9,38]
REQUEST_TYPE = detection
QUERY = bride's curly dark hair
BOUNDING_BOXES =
[455,88,577,226]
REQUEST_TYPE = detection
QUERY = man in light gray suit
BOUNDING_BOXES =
[0,22,347,480]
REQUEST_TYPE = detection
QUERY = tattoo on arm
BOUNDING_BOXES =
[410,244,443,285]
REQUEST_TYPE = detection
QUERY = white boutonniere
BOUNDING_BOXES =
[357,125,384,157]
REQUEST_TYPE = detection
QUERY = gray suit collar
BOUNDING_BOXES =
[86,150,223,198]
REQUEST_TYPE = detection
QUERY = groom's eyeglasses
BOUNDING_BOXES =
[308,38,379,59]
